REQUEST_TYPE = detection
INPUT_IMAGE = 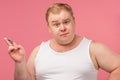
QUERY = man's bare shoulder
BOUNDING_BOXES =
[27,44,41,64]
[90,40,110,54]
[90,40,120,72]
[31,45,40,54]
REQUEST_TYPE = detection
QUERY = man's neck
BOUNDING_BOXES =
[50,35,83,53]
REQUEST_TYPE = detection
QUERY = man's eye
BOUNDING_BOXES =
[53,23,60,26]
[64,20,70,24]
[65,21,68,24]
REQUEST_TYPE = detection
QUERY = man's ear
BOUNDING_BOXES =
[73,16,75,22]
[48,26,51,33]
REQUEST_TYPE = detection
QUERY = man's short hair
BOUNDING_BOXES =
[46,3,74,23]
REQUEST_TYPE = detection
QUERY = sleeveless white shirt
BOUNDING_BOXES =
[35,37,98,80]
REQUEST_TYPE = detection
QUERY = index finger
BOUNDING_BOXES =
[4,37,14,46]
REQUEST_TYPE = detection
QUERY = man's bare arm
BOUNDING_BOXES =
[90,41,120,80]
[27,45,40,80]
[4,38,39,80]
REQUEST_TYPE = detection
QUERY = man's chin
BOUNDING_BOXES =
[58,39,73,46]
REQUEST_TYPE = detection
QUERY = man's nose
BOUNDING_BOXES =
[59,24,66,32]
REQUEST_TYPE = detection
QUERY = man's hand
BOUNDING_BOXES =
[4,38,25,63]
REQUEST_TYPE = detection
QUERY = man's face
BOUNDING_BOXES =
[48,10,75,45]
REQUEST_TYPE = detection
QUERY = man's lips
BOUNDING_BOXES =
[60,33,69,36]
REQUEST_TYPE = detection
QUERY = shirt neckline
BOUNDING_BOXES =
[47,37,85,55]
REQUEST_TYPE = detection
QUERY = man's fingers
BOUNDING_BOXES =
[4,37,14,46]
[7,38,13,44]
[8,46,15,53]
[8,45,19,53]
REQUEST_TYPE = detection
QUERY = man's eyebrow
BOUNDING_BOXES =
[51,18,71,23]
[64,18,71,21]
[51,20,59,23]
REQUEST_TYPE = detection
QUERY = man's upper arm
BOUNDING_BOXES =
[27,45,40,80]
[90,41,120,73]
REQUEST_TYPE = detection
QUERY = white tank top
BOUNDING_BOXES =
[35,37,98,80]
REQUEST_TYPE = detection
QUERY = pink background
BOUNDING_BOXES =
[0,0,120,80]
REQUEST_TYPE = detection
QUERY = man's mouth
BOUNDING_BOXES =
[60,33,69,36]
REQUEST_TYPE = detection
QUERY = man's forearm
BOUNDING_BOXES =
[14,61,29,80]
[108,67,120,80]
